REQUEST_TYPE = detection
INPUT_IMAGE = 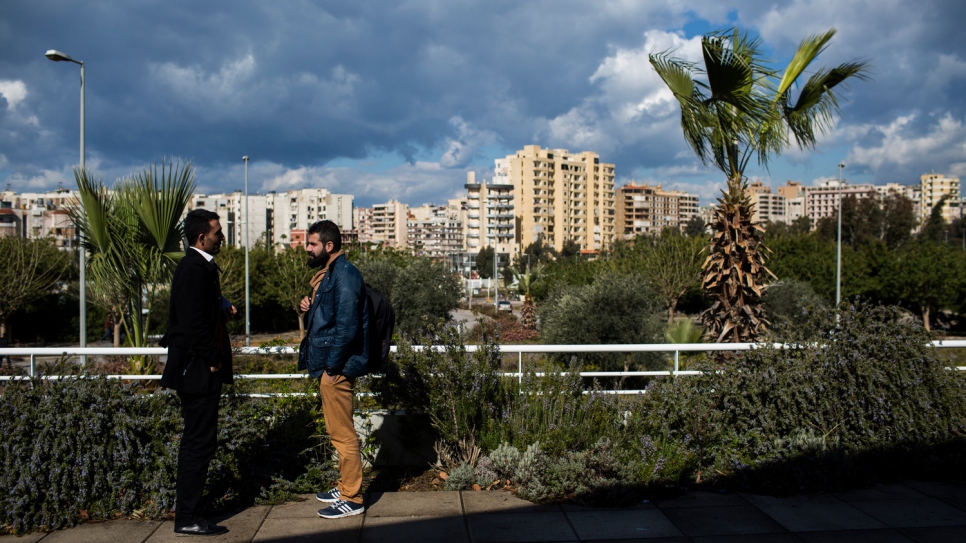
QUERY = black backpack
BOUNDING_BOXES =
[366,284,395,373]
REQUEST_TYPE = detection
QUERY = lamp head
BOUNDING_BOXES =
[45,49,72,62]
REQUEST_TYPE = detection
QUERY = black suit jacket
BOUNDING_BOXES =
[160,249,233,394]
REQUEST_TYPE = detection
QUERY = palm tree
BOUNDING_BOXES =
[515,264,541,330]
[69,159,195,370]
[650,27,870,342]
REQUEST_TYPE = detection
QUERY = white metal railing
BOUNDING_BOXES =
[2,341,965,395]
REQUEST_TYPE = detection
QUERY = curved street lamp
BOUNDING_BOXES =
[46,49,87,356]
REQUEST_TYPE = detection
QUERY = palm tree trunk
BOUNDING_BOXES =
[922,306,931,332]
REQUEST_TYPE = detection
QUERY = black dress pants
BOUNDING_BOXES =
[175,387,221,526]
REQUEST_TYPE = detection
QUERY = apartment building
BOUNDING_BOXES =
[407,203,464,258]
[502,145,616,253]
[777,181,805,223]
[0,188,79,247]
[371,200,409,249]
[804,180,876,223]
[353,206,374,243]
[463,170,517,256]
[614,183,699,237]
[743,181,787,224]
[189,188,353,249]
[920,173,961,223]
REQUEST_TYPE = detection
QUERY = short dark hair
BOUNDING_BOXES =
[184,208,219,247]
[308,220,341,252]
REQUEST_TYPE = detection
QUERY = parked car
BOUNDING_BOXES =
[497,301,512,312]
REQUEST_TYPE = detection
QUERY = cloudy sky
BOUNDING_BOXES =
[1,0,964,206]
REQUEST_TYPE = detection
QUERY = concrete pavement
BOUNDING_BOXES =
[4,481,966,542]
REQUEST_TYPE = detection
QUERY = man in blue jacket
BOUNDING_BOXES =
[298,220,369,519]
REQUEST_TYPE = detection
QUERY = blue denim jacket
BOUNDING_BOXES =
[298,254,370,378]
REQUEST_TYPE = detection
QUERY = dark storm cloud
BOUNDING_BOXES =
[1,0,964,203]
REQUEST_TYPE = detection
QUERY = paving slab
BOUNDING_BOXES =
[361,515,468,543]
[903,481,966,499]
[850,498,966,528]
[832,484,924,502]
[253,516,362,542]
[266,495,328,519]
[461,491,560,515]
[795,529,915,542]
[690,535,802,543]
[661,505,788,538]
[560,500,655,512]
[40,520,161,543]
[466,511,576,542]
[0,532,48,542]
[656,492,750,509]
[897,525,966,542]
[365,491,461,517]
[145,506,270,543]
[740,492,885,532]
[566,508,683,540]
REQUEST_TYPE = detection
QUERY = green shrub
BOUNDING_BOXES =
[539,272,665,371]
[644,302,966,491]
[0,377,325,535]
[372,326,507,446]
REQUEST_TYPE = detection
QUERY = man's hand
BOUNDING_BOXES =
[323,372,338,385]
[228,304,238,318]
[299,296,311,313]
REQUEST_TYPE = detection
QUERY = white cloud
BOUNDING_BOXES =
[847,113,966,170]
[223,159,466,207]
[0,80,27,110]
[439,117,497,168]
[542,30,702,156]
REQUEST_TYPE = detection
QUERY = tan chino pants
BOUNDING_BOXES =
[319,374,363,504]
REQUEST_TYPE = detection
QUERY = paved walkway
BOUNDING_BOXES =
[4,481,966,542]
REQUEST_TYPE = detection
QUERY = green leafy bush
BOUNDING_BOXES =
[539,272,665,371]
[0,377,324,535]
[644,302,966,491]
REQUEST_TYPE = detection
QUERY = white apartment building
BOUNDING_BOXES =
[407,203,464,258]
[920,173,961,223]
[804,180,876,223]
[464,170,517,256]
[0,188,79,247]
[777,181,805,223]
[190,188,353,249]
[614,183,699,237]
[371,200,409,249]
[353,206,374,243]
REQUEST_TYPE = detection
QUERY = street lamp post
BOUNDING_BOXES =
[46,49,86,356]
[835,162,845,308]
[243,156,250,347]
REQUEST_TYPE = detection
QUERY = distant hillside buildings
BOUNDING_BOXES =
[2,158,961,269]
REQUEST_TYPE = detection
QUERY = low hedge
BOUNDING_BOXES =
[0,378,325,535]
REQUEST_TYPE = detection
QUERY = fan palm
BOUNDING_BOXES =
[650,27,870,342]
[69,159,195,369]
[515,264,541,330]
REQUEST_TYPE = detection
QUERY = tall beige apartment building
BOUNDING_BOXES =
[502,145,616,253]
[615,183,699,237]
[920,173,961,223]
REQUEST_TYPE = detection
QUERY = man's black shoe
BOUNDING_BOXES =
[174,520,229,536]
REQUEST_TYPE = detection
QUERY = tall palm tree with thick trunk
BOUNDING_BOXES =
[650,27,869,342]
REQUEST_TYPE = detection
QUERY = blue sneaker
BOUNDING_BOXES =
[318,499,364,519]
[316,487,341,503]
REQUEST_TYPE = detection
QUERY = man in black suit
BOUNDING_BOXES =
[160,209,234,536]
